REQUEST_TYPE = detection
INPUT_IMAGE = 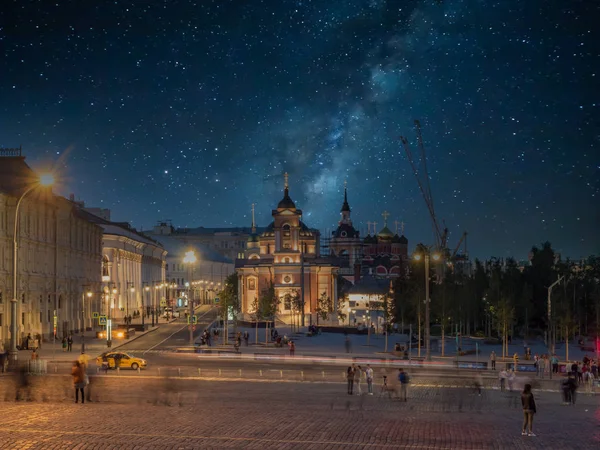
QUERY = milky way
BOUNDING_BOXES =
[1,0,598,259]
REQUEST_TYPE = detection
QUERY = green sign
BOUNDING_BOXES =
[92,312,99,319]
[192,315,197,325]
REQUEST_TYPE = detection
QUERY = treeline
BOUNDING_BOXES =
[391,242,600,347]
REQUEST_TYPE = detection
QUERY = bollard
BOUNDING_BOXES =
[219,369,222,376]
[280,370,283,379]
[301,370,304,381]
[178,368,181,377]
[117,367,120,376]
[137,367,141,374]
[342,371,345,380]
[198,368,202,377]
[54,365,58,373]
[322,370,325,379]
[259,369,263,377]
[239,369,242,377]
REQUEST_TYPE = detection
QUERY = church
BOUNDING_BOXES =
[328,184,409,283]
[235,175,339,324]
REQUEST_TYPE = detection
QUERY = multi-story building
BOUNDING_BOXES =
[78,209,168,322]
[0,153,103,347]
[235,174,339,324]
[144,222,264,261]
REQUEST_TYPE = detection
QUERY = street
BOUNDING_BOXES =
[0,381,597,449]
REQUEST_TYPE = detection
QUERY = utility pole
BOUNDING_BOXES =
[548,276,564,354]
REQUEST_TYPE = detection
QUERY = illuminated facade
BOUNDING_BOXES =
[235,175,339,324]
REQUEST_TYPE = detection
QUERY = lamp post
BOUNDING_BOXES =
[81,287,92,353]
[108,284,117,348]
[10,173,54,365]
[183,250,197,346]
[143,283,150,328]
[414,246,441,362]
[126,282,134,323]
[547,276,565,355]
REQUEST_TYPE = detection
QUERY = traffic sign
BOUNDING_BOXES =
[99,315,107,325]
[214,297,220,304]
[92,312,99,319]
[192,315,197,325]
[160,299,167,307]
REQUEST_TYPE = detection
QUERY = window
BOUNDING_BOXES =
[165,263,169,271]
[48,310,51,323]
[40,294,43,303]
[48,294,51,303]
[284,296,291,310]
[284,257,291,263]
[0,290,3,303]
[58,295,62,309]
[0,313,3,326]
[22,312,25,325]
[248,278,256,290]
[40,312,43,323]
[22,293,25,303]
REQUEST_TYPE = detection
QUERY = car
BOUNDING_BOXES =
[96,352,147,370]
[162,308,180,318]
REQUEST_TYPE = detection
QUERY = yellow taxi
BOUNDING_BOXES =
[96,351,147,370]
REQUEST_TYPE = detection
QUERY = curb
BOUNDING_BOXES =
[110,326,161,351]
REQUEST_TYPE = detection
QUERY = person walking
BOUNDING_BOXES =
[398,368,409,402]
[520,383,536,436]
[347,364,356,395]
[71,361,86,404]
[355,365,363,395]
[62,336,67,352]
[499,369,507,392]
[67,334,73,352]
[365,364,374,395]
[490,351,496,370]
[289,341,295,357]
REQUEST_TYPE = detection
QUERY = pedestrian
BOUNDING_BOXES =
[355,365,363,395]
[346,364,356,395]
[71,361,86,404]
[490,351,496,370]
[0,349,7,374]
[365,364,374,395]
[289,341,295,357]
[520,383,536,436]
[67,334,73,352]
[398,368,409,401]
[25,333,32,350]
[499,369,507,392]
[62,336,67,352]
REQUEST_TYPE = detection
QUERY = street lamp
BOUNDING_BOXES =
[143,283,150,329]
[81,288,93,353]
[414,246,441,362]
[126,282,134,322]
[10,173,54,365]
[183,250,197,346]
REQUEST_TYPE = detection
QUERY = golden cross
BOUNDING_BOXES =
[394,220,400,234]
[284,172,289,189]
[381,211,390,226]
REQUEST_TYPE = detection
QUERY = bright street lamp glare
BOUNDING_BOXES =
[432,253,441,261]
[183,250,197,264]
[39,174,55,186]
[413,254,422,261]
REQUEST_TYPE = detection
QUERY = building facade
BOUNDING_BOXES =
[0,155,103,347]
[235,175,339,324]
[79,210,168,322]
[144,222,264,261]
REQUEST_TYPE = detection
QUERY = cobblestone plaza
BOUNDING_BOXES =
[0,380,598,449]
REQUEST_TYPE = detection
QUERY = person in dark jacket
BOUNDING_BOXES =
[521,384,537,436]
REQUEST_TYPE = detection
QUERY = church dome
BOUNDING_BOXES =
[277,190,296,209]
[398,234,408,244]
[377,226,394,239]
[247,233,260,243]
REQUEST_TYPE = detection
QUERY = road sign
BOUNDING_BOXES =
[160,299,167,307]
[92,312,99,319]
[214,297,220,304]
[192,315,197,325]
[99,315,107,326]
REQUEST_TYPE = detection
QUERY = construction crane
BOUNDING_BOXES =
[400,120,448,251]
[451,231,468,259]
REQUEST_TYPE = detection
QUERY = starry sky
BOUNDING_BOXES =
[1,0,598,260]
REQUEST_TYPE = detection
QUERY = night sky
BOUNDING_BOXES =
[1,0,598,260]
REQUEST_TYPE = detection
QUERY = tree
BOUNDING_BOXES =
[251,282,279,344]
[337,293,348,324]
[218,273,240,345]
[290,291,303,332]
[315,292,332,326]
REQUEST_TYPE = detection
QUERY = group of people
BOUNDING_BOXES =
[345,365,409,400]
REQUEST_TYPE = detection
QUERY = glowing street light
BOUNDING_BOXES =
[10,173,54,365]
[183,250,197,345]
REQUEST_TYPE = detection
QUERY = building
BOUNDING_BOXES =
[158,236,234,307]
[346,276,391,330]
[144,222,265,261]
[235,174,339,324]
[0,152,103,347]
[75,207,168,323]
[327,186,409,283]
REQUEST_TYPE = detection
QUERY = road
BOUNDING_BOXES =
[0,381,597,449]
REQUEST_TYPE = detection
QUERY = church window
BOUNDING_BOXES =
[341,231,347,237]
[283,275,292,284]
[284,257,290,263]
[248,278,256,290]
